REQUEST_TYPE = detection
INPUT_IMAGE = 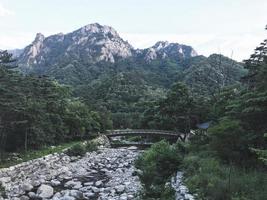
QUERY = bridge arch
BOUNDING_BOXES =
[106,129,184,148]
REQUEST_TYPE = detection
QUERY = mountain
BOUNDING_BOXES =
[17,23,197,74]
[17,23,134,73]
[13,23,246,128]
[140,41,197,62]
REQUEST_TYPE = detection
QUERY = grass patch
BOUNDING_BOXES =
[0,141,81,169]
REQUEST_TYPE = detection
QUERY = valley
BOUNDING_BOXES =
[0,20,266,200]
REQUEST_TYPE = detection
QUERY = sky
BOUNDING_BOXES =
[0,0,266,61]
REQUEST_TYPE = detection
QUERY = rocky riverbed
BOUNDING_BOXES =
[0,147,141,200]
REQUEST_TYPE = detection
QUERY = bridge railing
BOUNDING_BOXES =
[106,129,182,135]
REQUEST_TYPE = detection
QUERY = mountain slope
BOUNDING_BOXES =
[17,23,197,74]
[18,23,134,73]
[13,23,246,128]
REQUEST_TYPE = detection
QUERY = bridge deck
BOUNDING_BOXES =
[106,129,183,139]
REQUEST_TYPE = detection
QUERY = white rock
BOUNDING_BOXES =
[115,185,125,193]
[37,184,54,199]
[95,180,103,187]
[127,146,138,150]
[51,179,61,186]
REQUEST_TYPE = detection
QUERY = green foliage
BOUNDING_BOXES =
[65,140,99,157]
[208,118,251,164]
[141,82,210,138]
[66,144,86,157]
[183,152,267,200]
[135,140,183,198]
[0,141,81,168]
[85,140,98,152]
[0,50,107,161]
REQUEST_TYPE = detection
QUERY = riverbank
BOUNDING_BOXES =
[0,147,141,200]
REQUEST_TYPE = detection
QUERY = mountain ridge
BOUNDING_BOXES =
[16,23,198,73]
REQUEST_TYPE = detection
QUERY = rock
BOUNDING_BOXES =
[37,184,54,199]
[60,196,75,200]
[95,180,103,187]
[115,185,125,193]
[120,193,128,200]
[83,192,95,198]
[127,146,138,150]
[28,192,37,198]
[84,182,93,186]
[91,186,100,193]
[0,147,143,199]
[51,179,61,186]
[69,190,83,198]
[21,183,33,192]
[128,194,134,199]
[20,195,30,200]
[31,180,41,187]
[64,180,82,189]
[0,177,11,184]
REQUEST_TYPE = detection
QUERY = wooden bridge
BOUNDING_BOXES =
[106,129,184,148]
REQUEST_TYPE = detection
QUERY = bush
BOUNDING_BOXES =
[208,118,251,164]
[66,144,86,156]
[135,140,183,198]
[183,152,267,200]
[85,141,98,152]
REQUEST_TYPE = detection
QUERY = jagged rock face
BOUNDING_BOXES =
[19,33,45,66]
[18,23,134,73]
[16,23,198,74]
[141,41,198,62]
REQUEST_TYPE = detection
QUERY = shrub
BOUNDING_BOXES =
[135,140,183,198]
[85,141,98,152]
[66,144,86,156]
[208,118,251,164]
[183,153,267,200]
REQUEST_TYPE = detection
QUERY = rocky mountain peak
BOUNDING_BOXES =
[152,41,170,50]
[78,23,119,38]
[34,33,45,43]
[17,23,198,72]
[142,41,198,62]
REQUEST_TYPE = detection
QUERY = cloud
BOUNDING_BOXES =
[121,33,266,61]
[0,3,14,17]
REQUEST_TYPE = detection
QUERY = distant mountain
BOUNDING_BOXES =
[16,23,197,74]
[139,41,197,62]
[14,23,245,91]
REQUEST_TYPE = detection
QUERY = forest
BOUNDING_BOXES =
[0,50,113,160]
[135,28,267,199]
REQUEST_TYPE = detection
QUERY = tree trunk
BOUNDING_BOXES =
[24,128,28,152]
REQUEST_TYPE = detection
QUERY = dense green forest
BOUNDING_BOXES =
[64,54,245,129]
[0,50,112,160]
[135,28,267,200]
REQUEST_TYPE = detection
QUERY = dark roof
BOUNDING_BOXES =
[196,121,212,129]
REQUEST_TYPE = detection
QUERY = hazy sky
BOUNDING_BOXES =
[0,0,266,61]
